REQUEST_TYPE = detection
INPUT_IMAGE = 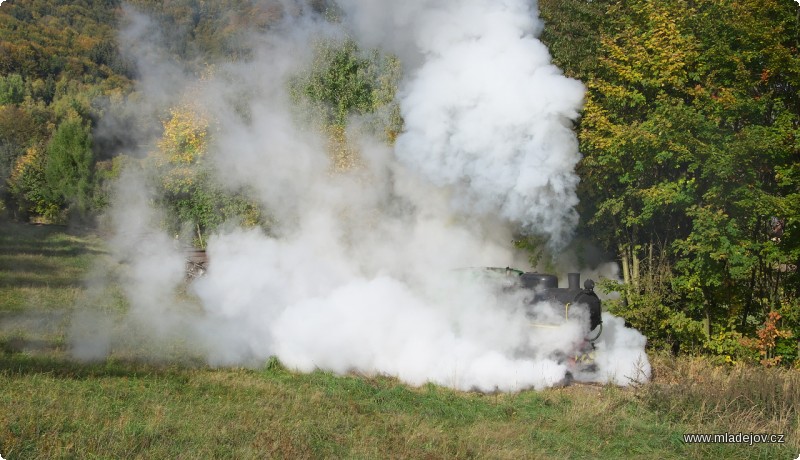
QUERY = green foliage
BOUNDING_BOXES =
[91,155,128,211]
[704,330,757,365]
[0,0,135,220]
[290,39,403,144]
[538,0,607,81]
[0,104,38,205]
[0,73,25,104]
[513,235,555,271]
[0,0,797,370]
[298,39,376,127]
[542,0,800,363]
[149,104,263,247]
[160,172,263,247]
[7,145,62,221]
[601,279,707,354]
[45,117,94,218]
[126,0,286,65]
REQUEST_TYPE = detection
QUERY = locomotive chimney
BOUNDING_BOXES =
[567,272,580,290]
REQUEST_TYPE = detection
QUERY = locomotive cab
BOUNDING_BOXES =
[521,271,603,337]
[456,267,604,379]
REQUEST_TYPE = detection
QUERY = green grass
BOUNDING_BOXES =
[0,220,797,459]
[0,227,99,311]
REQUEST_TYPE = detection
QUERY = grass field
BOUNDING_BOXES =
[0,220,797,459]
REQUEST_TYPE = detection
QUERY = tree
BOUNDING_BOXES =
[150,104,262,247]
[674,0,800,361]
[545,0,800,360]
[0,73,25,105]
[7,144,61,221]
[44,117,94,217]
[289,39,402,170]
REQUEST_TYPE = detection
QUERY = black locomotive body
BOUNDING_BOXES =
[519,271,603,336]
[518,270,603,378]
[476,267,603,338]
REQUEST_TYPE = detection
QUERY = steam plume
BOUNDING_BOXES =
[338,0,584,248]
[70,0,651,391]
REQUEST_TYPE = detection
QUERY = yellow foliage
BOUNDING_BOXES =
[148,103,214,197]
[160,166,197,192]
[158,106,209,165]
[600,2,698,92]
[10,145,44,183]
[76,35,98,52]
[579,94,625,151]
[325,124,360,172]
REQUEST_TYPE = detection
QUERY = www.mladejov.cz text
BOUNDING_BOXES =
[683,432,785,446]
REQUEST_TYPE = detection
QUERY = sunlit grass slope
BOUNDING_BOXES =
[0,221,795,459]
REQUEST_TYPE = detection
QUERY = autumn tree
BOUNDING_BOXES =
[675,0,800,361]
[7,145,60,221]
[555,0,800,360]
[150,104,261,247]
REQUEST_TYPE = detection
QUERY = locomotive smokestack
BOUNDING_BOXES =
[568,272,580,290]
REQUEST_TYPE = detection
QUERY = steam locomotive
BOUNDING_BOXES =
[479,268,602,332]
[475,267,603,374]
[518,270,603,336]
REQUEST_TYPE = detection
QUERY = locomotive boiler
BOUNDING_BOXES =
[518,270,603,339]
[469,267,604,375]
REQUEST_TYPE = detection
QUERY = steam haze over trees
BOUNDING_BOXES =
[0,0,798,367]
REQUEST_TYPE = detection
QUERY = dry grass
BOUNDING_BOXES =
[1,221,798,458]
[4,360,772,460]
[639,352,800,449]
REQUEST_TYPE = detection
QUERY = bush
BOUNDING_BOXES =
[7,145,62,221]
[639,354,800,448]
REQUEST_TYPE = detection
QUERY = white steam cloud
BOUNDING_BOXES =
[338,0,584,246]
[72,0,650,391]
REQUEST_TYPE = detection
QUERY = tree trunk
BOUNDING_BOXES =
[620,243,630,307]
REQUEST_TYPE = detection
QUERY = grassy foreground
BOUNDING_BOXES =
[0,221,797,459]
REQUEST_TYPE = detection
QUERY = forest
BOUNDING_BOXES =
[0,0,798,367]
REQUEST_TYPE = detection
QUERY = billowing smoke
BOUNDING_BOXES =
[72,0,651,391]
[338,0,584,247]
